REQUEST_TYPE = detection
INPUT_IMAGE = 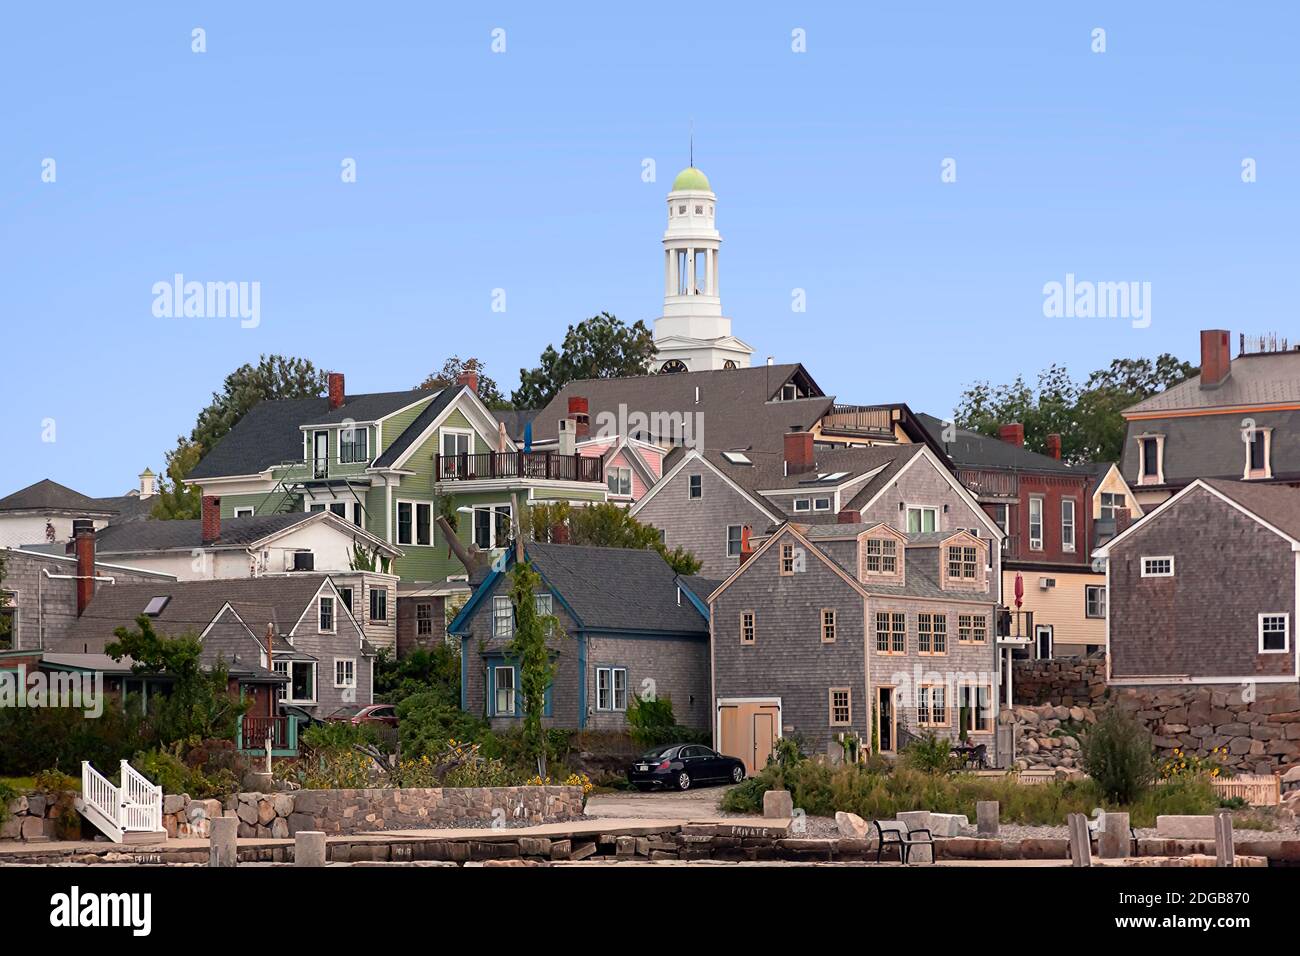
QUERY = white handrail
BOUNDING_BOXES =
[81,760,123,833]
[80,760,164,835]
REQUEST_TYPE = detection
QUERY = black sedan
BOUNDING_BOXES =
[627,744,746,791]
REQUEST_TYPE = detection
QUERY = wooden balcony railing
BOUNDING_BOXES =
[957,469,1019,498]
[434,451,603,484]
[240,715,292,752]
[819,404,895,435]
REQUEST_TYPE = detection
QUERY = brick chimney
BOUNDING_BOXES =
[568,396,590,439]
[456,370,479,394]
[327,372,345,410]
[201,495,221,545]
[1200,329,1231,388]
[784,430,815,475]
[75,528,96,616]
[837,508,862,524]
[1045,433,1062,460]
[998,423,1025,447]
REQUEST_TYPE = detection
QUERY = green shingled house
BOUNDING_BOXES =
[185,372,609,654]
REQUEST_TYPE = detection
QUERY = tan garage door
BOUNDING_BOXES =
[718,700,780,776]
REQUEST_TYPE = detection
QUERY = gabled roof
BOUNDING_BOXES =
[1125,350,1300,415]
[527,363,831,456]
[94,492,157,523]
[705,444,910,495]
[95,513,313,552]
[54,574,373,662]
[916,413,1076,474]
[371,386,460,468]
[188,397,332,479]
[303,391,431,426]
[0,479,117,515]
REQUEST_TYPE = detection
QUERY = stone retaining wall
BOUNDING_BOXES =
[1111,683,1300,777]
[1013,653,1107,707]
[183,786,585,839]
[1,790,80,842]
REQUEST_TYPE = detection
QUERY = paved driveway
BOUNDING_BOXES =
[585,785,731,822]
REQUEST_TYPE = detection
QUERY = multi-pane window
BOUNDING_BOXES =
[907,506,937,533]
[397,502,413,545]
[726,525,744,557]
[918,612,946,655]
[1099,492,1125,520]
[596,666,628,711]
[318,596,335,633]
[607,466,632,496]
[1260,614,1289,653]
[957,614,987,644]
[958,684,993,734]
[1085,585,1107,619]
[875,611,905,654]
[369,586,387,622]
[334,658,355,688]
[534,593,553,617]
[340,426,369,464]
[415,503,431,546]
[829,688,851,726]
[1061,499,1076,552]
[1141,556,1174,577]
[416,602,433,636]
[688,474,702,499]
[740,611,756,644]
[821,609,836,643]
[780,543,796,575]
[1028,497,1044,550]
[946,545,978,580]
[918,685,947,727]
[473,505,511,550]
[864,537,897,574]
[492,595,513,638]
[494,666,516,715]
[397,501,431,546]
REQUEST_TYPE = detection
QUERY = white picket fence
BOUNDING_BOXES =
[80,760,165,839]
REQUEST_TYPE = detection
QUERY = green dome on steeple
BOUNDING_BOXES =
[671,166,711,191]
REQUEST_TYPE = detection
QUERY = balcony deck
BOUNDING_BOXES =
[434,451,603,484]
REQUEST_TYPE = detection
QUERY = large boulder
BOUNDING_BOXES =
[835,811,869,839]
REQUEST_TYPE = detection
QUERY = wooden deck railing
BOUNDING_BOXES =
[434,450,603,483]
[820,404,895,435]
[241,715,291,751]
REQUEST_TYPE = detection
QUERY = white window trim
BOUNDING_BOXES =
[1061,498,1077,553]
[493,665,516,716]
[793,497,811,513]
[440,426,474,459]
[281,660,318,705]
[1140,555,1175,578]
[318,595,336,634]
[1028,496,1044,551]
[1258,613,1289,654]
[1085,584,1107,619]
[338,424,371,464]
[688,474,703,499]
[725,524,744,558]
[1136,433,1165,486]
[233,506,254,518]
[472,503,512,550]
[492,595,514,638]
[905,504,939,534]
[595,665,628,712]
[1243,427,1273,480]
[607,465,633,497]
[812,497,832,512]
[334,657,357,688]
[395,499,433,547]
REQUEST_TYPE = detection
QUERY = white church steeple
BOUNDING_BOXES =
[652,166,753,373]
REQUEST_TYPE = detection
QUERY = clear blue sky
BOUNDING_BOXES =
[3,3,1296,495]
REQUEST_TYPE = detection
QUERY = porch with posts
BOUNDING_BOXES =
[237,714,302,757]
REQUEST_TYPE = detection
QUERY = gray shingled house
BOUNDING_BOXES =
[449,543,711,733]
[1095,477,1300,688]
[708,521,1003,773]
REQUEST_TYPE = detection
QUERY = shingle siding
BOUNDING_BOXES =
[1108,485,1297,681]
[1121,409,1300,488]
[586,633,710,731]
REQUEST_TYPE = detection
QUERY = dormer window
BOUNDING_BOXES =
[1137,434,1164,485]
[339,425,369,464]
[864,538,897,575]
[1244,427,1272,479]
[946,545,979,580]
[780,383,797,401]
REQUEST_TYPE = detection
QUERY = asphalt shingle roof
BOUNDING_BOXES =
[0,479,117,514]
[94,513,313,553]
[372,387,461,468]
[524,542,709,635]
[1126,351,1300,414]
[1200,478,1300,542]
[916,413,1074,473]
[188,397,331,479]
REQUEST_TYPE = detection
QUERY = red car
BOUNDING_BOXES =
[326,704,398,727]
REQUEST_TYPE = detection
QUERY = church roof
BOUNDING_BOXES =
[671,167,711,191]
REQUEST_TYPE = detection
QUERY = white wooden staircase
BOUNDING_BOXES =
[77,760,167,844]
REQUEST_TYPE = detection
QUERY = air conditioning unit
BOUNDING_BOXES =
[1038,576,1056,590]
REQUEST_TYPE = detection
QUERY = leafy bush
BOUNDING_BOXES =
[0,701,154,776]
[1081,709,1155,803]
[374,645,461,706]
[900,733,956,775]
[131,740,244,798]
[0,780,16,825]
[622,695,709,748]
[397,691,492,759]
[33,769,80,793]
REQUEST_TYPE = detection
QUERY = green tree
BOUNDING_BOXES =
[191,354,325,454]
[507,560,561,775]
[954,354,1196,463]
[512,312,656,409]
[105,615,247,744]
[150,438,204,520]
[525,501,701,575]
[415,355,511,410]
